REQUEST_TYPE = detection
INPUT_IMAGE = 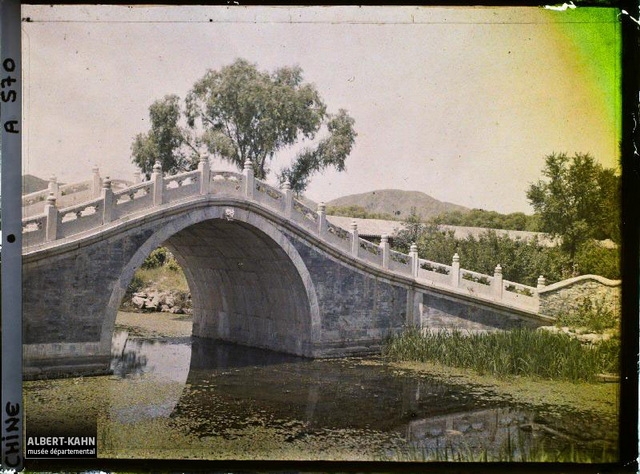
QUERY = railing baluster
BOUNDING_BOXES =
[198,157,210,195]
[493,264,503,300]
[44,193,58,242]
[317,202,327,235]
[102,177,114,223]
[451,253,460,287]
[350,221,359,257]
[243,159,254,199]
[151,161,164,205]
[380,235,390,269]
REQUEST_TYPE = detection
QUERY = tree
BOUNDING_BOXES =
[131,95,199,179]
[526,152,620,264]
[393,207,427,253]
[182,58,356,192]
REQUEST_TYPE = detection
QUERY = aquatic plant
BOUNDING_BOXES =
[382,327,619,382]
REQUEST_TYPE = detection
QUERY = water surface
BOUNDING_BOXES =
[99,330,619,461]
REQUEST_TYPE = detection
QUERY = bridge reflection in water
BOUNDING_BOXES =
[106,330,617,460]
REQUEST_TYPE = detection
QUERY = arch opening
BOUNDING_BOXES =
[106,207,319,362]
[164,218,314,356]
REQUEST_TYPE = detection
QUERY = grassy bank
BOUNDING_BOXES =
[382,327,619,382]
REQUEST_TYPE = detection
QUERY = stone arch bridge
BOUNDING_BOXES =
[22,160,612,379]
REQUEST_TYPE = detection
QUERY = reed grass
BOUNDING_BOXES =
[382,327,619,382]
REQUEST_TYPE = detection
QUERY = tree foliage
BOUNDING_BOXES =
[182,58,355,192]
[429,209,540,232]
[326,205,397,221]
[131,95,198,179]
[394,226,618,286]
[526,152,620,263]
[393,207,428,253]
[132,59,356,192]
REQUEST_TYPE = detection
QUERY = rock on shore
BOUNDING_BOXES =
[121,289,192,314]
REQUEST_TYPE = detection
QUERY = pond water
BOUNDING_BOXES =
[99,329,619,462]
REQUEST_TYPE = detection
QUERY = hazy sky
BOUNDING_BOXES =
[21,5,621,214]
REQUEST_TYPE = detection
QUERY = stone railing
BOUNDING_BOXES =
[22,158,544,313]
[22,167,132,218]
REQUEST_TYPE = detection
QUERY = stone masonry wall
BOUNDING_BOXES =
[289,235,407,354]
[538,276,621,318]
[23,227,155,345]
[420,292,541,332]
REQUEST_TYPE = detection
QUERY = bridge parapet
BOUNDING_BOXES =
[22,161,546,315]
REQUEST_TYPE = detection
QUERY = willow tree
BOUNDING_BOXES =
[132,58,356,193]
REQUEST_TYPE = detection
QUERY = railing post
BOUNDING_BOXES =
[282,180,293,217]
[409,243,419,278]
[92,166,102,197]
[451,253,460,287]
[48,175,60,200]
[493,264,503,299]
[350,221,359,257]
[317,202,327,235]
[380,234,390,269]
[102,177,114,223]
[198,156,210,195]
[243,159,254,199]
[44,193,58,242]
[151,161,164,205]
[133,171,141,184]
[537,275,546,291]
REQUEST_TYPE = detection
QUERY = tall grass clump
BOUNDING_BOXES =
[382,327,619,382]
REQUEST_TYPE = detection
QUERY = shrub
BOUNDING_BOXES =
[556,296,619,333]
[165,254,181,272]
[125,273,144,296]
[141,247,169,269]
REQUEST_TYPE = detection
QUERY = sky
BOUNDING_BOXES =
[20,5,621,214]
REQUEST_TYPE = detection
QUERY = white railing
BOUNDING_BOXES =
[21,158,542,313]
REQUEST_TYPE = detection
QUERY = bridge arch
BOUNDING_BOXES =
[102,204,321,358]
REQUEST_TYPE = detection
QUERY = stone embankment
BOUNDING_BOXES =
[121,289,192,314]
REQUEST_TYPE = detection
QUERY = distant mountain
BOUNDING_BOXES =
[22,174,50,194]
[325,189,469,220]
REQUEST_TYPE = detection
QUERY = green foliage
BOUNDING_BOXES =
[141,247,169,269]
[393,207,428,253]
[278,109,357,193]
[125,273,144,296]
[407,228,576,286]
[165,256,181,272]
[131,95,198,179]
[382,327,619,382]
[133,59,356,192]
[573,240,620,280]
[325,205,397,220]
[140,246,182,273]
[526,152,620,263]
[430,209,540,232]
[556,296,619,333]
[406,223,620,286]
[184,58,356,192]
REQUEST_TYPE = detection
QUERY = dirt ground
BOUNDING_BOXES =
[115,311,192,338]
